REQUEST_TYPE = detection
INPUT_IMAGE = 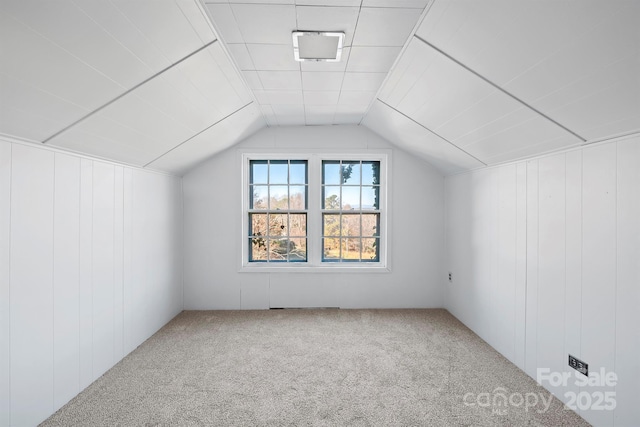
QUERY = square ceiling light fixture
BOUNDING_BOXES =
[292,31,345,62]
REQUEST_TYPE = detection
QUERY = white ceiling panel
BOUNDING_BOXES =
[462,116,581,165]
[338,91,376,107]
[352,7,422,47]
[247,44,299,71]
[229,0,294,3]
[305,106,336,125]
[363,0,430,7]
[231,4,296,44]
[0,1,153,89]
[302,72,344,91]
[266,90,304,105]
[47,43,252,166]
[416,0,640,142]
[243,71,264,90]
[227,44,255,70]
[206,3,245,43]
[276,115,306,126]
[0,11,123,114]
[47,114,160,166]
[363,101,485,174]
[295,0,361,6]
[380,38,583,164]
[146,104,265,174]
[258,71,302,90]
[111,0,215,58]
[271,104,305,116]
[0,75,87,142]
[341,72,387,91]
[334,105,367,125]
[296,6,360,46]
[347,47,402,72]
[260,105,278,126]
[304,91,340,105]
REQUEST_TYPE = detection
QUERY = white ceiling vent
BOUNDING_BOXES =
[292,31,345,62]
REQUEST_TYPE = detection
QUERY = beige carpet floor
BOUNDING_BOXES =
[41,309,590,426]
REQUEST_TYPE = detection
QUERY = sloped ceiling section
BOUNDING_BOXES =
[0,0,265,175]
[364,0,640,173]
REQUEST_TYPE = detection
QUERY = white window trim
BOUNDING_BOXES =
[240,149,391,273]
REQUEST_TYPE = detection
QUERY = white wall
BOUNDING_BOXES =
[182,126,445,309]
[445,135,640,427]
[0,139,184,427]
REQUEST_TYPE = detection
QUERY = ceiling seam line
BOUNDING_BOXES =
[42,40,218,144]
[142,101,254,168]
[413,34,588,143]
[376,99,487,166]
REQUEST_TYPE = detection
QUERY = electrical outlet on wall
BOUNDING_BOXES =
[448,272,452,282]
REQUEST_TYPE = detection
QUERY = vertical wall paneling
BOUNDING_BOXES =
[1,139,184,425]
[513,162,527,370]
[131,171,149,347]
[53,153,81,411]
[536,154,567,400]
[114,166,125,361]
[525,160,539,379]
[614,137,640,426]
[123,168,134,355]
[494,165,517,362]
[0,141,11,426]
[564,149,582,412]
[79,158,94,388]
[9,144,55,426]
[92,162,116,379]
[580,144,617,427]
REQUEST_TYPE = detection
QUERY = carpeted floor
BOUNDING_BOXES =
[41,309,590,426]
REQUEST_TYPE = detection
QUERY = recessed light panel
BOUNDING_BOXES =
[292,31,345,62]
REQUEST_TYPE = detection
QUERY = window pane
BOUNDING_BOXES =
[323,214,340,237]
[361,214,379,237]
[270,186,289,209]
[362,238,379,261]
[323,238,340,260]
[361,186,379,210]
[270,160,288,184]
[270,214,288,236]
[290,161,306,185]
[251,185,268,209]
[322,161,341,185]
[289,214,306,237]
[250,213,267,236]
[341,214,360,237]
[250,160,268,184]
[250,238,267,261]
[269,239,288,261]
[290,186,306,210]
[288,238,307,262]
[341,186,360,210]
[323,186,340,210]
[341,237,361,260]
[362,161,380,185]
[341,161,360,185]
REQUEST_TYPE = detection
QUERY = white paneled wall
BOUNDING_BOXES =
[0,139,183,427]
[182,126,445,309]
[445,135,640,427]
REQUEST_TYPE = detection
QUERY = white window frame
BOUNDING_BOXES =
[240,150,390,272]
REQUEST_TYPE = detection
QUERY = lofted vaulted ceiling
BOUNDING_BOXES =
[1,0,638,175]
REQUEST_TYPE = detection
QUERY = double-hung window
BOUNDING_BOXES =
[242,152,388,270]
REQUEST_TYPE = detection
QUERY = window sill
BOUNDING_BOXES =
[239,263,391,273]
